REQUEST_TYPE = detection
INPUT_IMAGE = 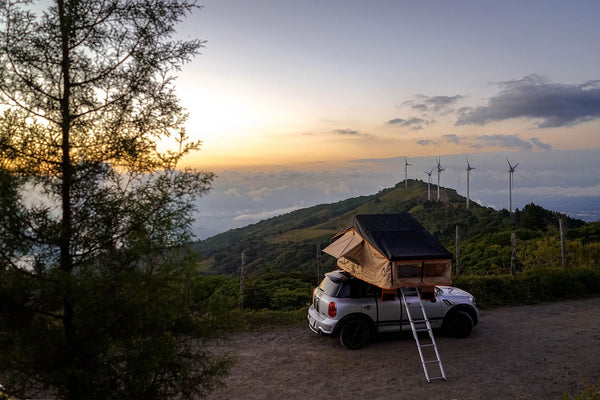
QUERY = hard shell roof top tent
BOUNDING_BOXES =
[323,213,453,289]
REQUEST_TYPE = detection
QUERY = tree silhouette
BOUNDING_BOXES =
[0,1,229,399]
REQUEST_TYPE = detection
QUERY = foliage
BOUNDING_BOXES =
[195,180,599,279]
[453,267,600,308]
[0,1,227,399]
[242,271,314,311]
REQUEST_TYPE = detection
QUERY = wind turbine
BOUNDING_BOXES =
[424,167,434,201]
[404,157,412,188]
[436,157,445,202]
[507,158,519,213]
[466,156,475,209]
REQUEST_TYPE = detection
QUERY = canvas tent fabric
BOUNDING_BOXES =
[323,214,452,289]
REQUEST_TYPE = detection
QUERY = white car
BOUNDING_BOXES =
[308,270,480,349]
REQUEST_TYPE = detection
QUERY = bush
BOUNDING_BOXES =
[453,267,600,308]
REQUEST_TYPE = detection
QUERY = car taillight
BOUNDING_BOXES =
[328,301,336,317]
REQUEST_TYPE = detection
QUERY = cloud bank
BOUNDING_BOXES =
[456,75,600,128]
[417,134,553,151]
[192,149,600,239]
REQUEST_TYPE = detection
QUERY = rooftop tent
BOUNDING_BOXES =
[323,213,453,289]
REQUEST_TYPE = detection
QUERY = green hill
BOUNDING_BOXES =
[193,179,594,278]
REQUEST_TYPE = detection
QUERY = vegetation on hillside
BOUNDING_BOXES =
[189,179,600,316]
[194,180,593,278]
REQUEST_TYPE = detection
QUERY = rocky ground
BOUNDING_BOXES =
[206,298,600,400]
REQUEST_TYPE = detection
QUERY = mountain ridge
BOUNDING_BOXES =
[193,179,588,277]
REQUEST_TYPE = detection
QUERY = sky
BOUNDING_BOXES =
[168,1,600,238]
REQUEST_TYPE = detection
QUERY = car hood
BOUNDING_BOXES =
[438,286,473,299]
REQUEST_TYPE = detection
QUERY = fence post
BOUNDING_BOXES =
[510,232,517,274]
[455,225,461,276]
[316,243,322,285]
[238,250,247,309]
[559,215,567,268]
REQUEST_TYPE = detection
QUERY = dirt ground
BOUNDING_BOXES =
[206,298,600,400]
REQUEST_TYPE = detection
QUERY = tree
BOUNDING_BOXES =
[0,1,230,399]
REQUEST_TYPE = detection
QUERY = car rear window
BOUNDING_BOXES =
[318,276,342,296]
[319,274,378,299]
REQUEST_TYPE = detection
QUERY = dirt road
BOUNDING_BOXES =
[206,298,600,400]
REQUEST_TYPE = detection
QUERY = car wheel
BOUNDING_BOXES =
[339,318,370,349]
[442,310,473,338]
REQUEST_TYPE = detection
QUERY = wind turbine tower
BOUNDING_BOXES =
[507,158,519,213]
[466,156,475,209]
[404,157,412,188]
[425,167,434,201]
[436,157,445,202]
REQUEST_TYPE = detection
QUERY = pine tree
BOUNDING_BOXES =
[0,1,230,399]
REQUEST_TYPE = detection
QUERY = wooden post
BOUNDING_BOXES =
[455,225,461,276]
[510,232,517,274]
[559,215,567,268]
[316,243,322,285]
[238,250,247,309]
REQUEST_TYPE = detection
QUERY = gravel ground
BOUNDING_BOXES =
[206,298,600,400]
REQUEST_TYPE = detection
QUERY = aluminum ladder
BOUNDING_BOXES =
[400,287,446,382]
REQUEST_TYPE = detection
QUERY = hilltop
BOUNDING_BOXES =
[193,179,594,278]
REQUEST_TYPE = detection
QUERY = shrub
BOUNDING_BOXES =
[453,267,600,308]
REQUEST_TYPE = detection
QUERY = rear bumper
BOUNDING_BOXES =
[307,305,336,335]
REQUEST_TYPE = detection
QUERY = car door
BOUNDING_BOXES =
[376,289,404,332]
[402,288,443,329]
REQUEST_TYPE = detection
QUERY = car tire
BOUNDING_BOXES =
[441,310,473,338]
[339,318,370,350]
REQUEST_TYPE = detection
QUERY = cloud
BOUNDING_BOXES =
[316,180,350,195]
[424,95,464,112]
[456,75,600,128]
[333,128,360,136]
[224,187,241,197]
[387,117,428,131]
[530,137,553,150]
[442,134,463,144]
[192,149,600,238]
[416,139,437,146]
[405,94,463,113]
[467,134,552,151]
[246,185,288,201]
[472,134,533,151]
[387,117,425,126]
[435,133,552,151]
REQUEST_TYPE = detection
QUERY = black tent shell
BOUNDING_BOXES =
[332,213,452,261]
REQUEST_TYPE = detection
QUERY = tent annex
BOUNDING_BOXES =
[323,214,452,289]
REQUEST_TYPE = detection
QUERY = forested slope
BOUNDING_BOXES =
[193,180,597,279]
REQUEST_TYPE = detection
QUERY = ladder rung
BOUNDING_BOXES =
[419,344,436,348]
[428,376,446,381]
[424,360,440,364]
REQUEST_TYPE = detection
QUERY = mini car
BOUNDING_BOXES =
[308,270,480,349]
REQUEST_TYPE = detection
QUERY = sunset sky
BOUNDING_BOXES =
[168,1,600,237]
[176,0,600,169]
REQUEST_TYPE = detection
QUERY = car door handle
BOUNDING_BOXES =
[363,305,371,310]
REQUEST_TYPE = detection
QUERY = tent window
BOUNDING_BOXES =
[396,263,421,278]
[424,261,448,277]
